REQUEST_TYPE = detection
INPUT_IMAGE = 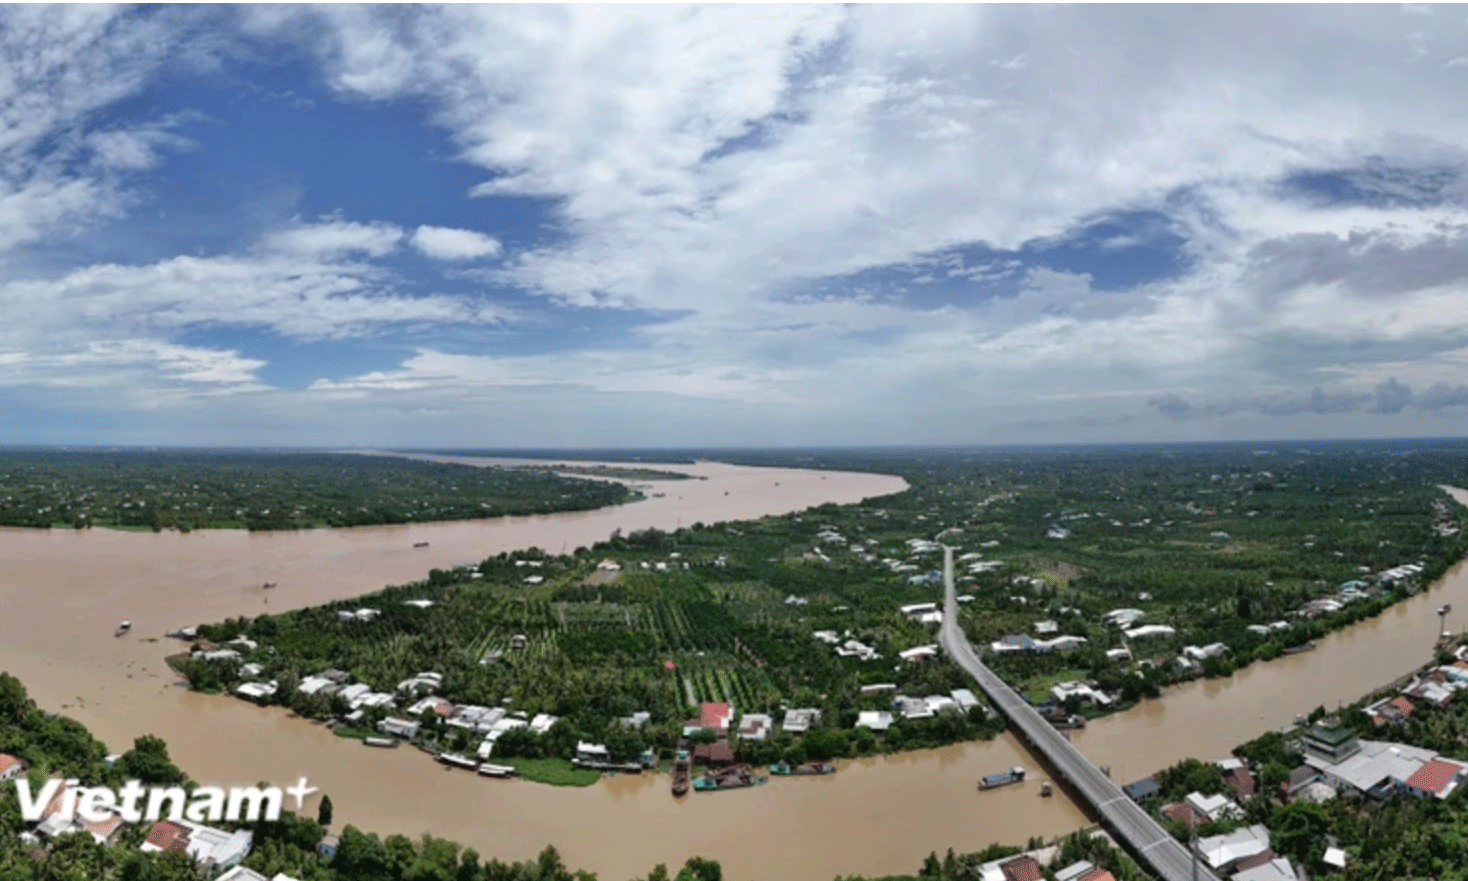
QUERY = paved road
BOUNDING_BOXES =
[936,545,1220,881]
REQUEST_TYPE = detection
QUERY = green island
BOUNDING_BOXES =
[174,441,1466,787]
[0,672,722,881]
[0,451,636,531]
[507,464,699,482]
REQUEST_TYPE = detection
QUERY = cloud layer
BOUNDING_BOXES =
[3,5,1468,445]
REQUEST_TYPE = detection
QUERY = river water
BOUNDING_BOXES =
[0,466,1463,881]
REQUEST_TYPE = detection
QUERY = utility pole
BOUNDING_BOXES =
[1190,813,1199,881]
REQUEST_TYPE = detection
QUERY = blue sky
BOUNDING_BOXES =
[3,4,1468,447]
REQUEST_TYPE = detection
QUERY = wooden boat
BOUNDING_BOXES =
[671,749,691,797]
[979,767,1025,790]
[115,621,131,637]
[1039,781,1053,797]
[413,542,430,548]
[770,762,837,776]
[262,581,277,589]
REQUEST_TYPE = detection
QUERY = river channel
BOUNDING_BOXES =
[0,466,1465,881]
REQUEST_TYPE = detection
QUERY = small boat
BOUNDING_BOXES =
[363,736,399,748]
[770,762,837,776]
[1049,714,1087,730]
[1039,781,1053,797]
[115,621,131,636]
[1282,641,1317,655]
[437,753,478,770]
[413,542,430,548]
[478,763,518,778]
[979,767,1025,790]
[262,581,277,589]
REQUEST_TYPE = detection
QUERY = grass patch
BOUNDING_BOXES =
[497,757,601,787]
[333,726,374,739]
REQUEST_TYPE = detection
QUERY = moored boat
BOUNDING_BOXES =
[979,766,1025,790]
[1039,781,1053,797]
[693,764,767,792]
[414,542,430,548]
[437,753,478,770]
[115,621,131,636]
[262,581,277,589]
[671,748,691,797]
[478,763,518,778]
[770,761,837,776]
[363,736,399,748]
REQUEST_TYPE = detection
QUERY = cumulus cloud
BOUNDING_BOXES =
[410,225,503,260]
[260,219,406,258]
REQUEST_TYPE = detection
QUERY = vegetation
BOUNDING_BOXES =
[831,830,1157,881]
[506,464,697,482]
[183,440,1468,771]
[0,450,637,530]
[0,672,721,881]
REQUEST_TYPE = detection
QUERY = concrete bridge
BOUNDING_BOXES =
[936,545,1221,881]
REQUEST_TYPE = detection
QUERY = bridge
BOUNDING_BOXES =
[936,545,1221,881]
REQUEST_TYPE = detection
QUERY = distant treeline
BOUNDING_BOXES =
[0,451,635,531]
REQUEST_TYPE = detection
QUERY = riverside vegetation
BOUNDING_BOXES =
[0,451,635,531]
[178,440,1468,778]
[0,672,722,881]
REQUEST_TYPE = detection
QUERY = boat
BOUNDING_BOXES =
[437,753,478,770]
[979,767,1026,790]
[477,763,519,778]
[115,621,131,636]
[693,764,767,792]
[769,762,837,776]
[414,542,430,548]
[1049,714,1087,730]
[363,736,399,748]
[1282,641,1317,655]
[671,748,691,797]
[262,581,277,589]
[1039,781,1053,797]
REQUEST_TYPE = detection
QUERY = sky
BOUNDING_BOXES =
[3,4,1468,448]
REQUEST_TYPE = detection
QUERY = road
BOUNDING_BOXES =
[936,545,1220,881]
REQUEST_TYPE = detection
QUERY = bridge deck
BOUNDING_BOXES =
[937,546,1219,881]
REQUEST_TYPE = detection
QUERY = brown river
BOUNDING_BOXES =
[0,462,1465,881]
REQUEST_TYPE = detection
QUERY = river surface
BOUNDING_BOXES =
[0,468,1465,881]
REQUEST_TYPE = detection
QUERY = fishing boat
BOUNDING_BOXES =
[363,736,399,748]
[1039,781,1053,797]
[414,542,430,548]
[262,581,277,589]
[671,749,691,797]
[693,765,767,792]
[1049,714,1087,730]
[115,621,131,637]
[979,767,1025,790]
[769,761,837,776]
[1282,641,1317,655]
[477,763,518,778]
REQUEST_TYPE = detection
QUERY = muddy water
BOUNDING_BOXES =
[0,470,1464,881]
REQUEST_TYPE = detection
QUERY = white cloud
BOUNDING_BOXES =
[410,225,503,260]
[260,219,406,258]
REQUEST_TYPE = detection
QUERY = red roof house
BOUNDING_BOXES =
[1406,760,1464,799]
[699,702,732,734]
[999,855,1044,881]
[142,820,191,853]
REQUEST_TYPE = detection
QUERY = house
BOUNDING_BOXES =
[1103,608,1145,627]
[895,696,934,720]
[297,676,339,697]
[140,818,253,872]
[32,782,129,845]
[1301,724,1361,764]
[1303,738,1439,800]
[991,634,1035,654]
[396,672,443,695]
[1034,635,1088,652]
[0,753,25,782]
[235,681,278,700]
[924,694,958,715]
[1322,847,1347,870]
[620,711,651,728]
[699,702,733,735]
[782,708,820,734]
[1051,681,1109,707]
[377,717,420,739]
[1105,647,1132,662]
[1404,759,1466,800]
[510,634,527,650]
[529,713,559,735]
[575,742,609,764]
[402,599,434,609]
[1123,777,1160,803]
[1231,857,1299,881]
[1183,643,1228,661]
[216,869,304,881]
[1033,620,1059,635]
[240,663,264,678]
[1124,624,1176,639]
[898,645,939,662]
[950,689,981,712]
[406,696,453,718]
[1195,824,1271,873]
[856,710,893,731]
[692,741,735,765]
[1056,863,1116,881]
[737,713,773,741]
[899,602,938,617]
[1220,764,1256,800]
[913,610,944,625]
[1184,791,1241,822]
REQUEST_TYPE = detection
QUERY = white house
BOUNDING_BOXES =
[856,711,893,731]
[575,741,609,763]
[1104,608,1146,627]
[1183,643,1229,661]
[1125,624,1176,639]
[1034,620,1059,635]
[737,713,773,741]
[216,869,304,881]
[782,708,821,733]
[898,645,939,662]
[1195,824,1271,873]
[378,717,420,739]
[141,819,253,872]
